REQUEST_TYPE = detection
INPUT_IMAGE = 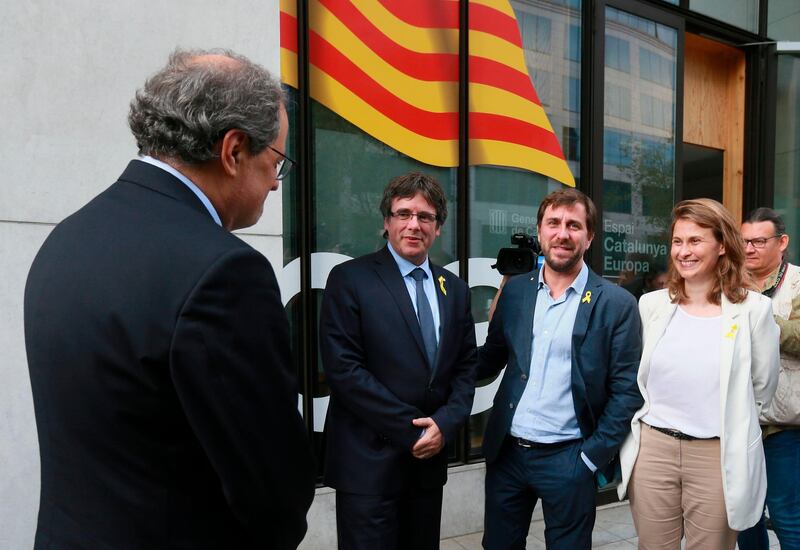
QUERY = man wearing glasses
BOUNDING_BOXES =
[320,172,478,549]
[738,208,800,550]
[24,49,314,549]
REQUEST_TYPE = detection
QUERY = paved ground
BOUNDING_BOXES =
[441,501,781,549]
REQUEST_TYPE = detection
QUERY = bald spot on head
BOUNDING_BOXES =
[186,53,242,70]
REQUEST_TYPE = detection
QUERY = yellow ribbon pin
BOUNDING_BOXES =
[438,275,447,296]
[725,324,738,339]
[581,290,592,304]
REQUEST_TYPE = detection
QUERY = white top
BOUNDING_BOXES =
[641,306,722,438]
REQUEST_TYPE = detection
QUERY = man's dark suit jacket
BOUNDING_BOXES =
[24,160,315,549]
[478,267,643,482]
[319,246,478,494]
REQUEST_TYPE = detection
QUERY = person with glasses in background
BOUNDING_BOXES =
[738,208,800,550]
[319,172,478,550]
[618,199,780,549]
[24,49,315,549]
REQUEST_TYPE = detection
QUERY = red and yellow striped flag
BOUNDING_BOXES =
[279,0,575,187]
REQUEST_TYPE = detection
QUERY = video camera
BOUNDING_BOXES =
[491,233,542,275]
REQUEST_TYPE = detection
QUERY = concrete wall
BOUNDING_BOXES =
[0,2,283,547]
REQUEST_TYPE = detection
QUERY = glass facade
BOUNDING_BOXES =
[467,0,581,455]
[768,0,800,40]
[601,7,676,298]
[773,54,800,263]
[690,0,759,33]
[280,0,795,478]
[281,86,305,436]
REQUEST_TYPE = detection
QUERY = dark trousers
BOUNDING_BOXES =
[483,437,596,550]
[738,429,800,550]
[335,486,443,550]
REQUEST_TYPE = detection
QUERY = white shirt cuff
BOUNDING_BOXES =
[581,452,598,472]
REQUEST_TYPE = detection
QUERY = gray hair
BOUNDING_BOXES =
[128,48,285,164]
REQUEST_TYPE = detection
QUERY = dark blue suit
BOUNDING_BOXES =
[478,267,643,548]
[320,245,478,549]
[24,161,315,549]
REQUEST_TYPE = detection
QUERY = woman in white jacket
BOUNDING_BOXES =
[618,199,780,549]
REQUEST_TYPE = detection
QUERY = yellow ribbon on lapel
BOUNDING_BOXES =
[581,290,592,304]
[438,275,447,296]
[725,324,738,339]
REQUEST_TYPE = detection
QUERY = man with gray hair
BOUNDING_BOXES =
[24,49,315,549]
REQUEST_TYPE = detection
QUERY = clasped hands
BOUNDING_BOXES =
[411,417,444,460]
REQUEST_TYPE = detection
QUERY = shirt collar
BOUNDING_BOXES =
[138,155,222,227]
[761,263,783,292]
[387,242,433,280]
[538,261,589,296]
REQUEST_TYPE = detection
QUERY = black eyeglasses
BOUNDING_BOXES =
[390,210,438,224]
[267,145,296,180]
[743,235,782,249]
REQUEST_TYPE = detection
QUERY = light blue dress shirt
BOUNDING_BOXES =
[138,155,222,227]
[386,243,440,344]
[510,262,597,471]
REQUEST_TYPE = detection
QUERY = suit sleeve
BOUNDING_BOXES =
[171,248,315,549]
[477,283,511,380]
[751,297,780,415]
[431,284,479,442]
[319,264,424,451]
[581,291,644,469]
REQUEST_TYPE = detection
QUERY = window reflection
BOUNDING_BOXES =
[602,7,676,297]
[768,0,800,40]
[606,36,631,73]
[773,54,800,263]
[690,0,758,33]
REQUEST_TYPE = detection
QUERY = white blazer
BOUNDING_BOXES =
[617,288,780,531]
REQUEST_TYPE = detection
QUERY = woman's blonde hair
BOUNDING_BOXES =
[667,198,752,305]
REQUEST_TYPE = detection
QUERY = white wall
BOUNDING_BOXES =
[0,2,283,547]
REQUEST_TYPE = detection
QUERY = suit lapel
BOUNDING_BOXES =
[569,271,602,402]
[429,264,451,382]
[719,295,741,401]
[373,247,428,364]
[572,271,601,344]
[517,272,539,377]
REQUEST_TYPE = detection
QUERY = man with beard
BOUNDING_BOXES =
[477,189,643,549]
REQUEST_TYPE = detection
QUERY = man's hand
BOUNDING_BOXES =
[411,417,444,459]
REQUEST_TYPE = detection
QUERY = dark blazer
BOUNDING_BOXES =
[319,246,478,494]
[24,160,315,549]
[478,267,643,481]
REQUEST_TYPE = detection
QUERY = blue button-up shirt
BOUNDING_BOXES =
[510,263,588,446]
[138,155,222,226]
[386,243,440,344]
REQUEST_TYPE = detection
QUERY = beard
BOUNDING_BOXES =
[543,241,584,273]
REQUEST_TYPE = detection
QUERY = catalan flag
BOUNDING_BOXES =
[279,0,575,187]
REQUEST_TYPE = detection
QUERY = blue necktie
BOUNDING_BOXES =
[409,268,438,368]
